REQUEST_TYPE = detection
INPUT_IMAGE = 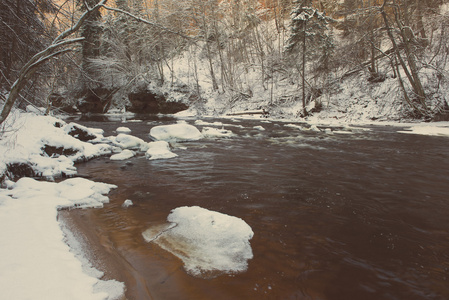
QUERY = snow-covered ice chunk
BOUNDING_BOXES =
[201,127,234,138]
[116,126,131,133]
[333,130,354,134]
[142,206,254,277]
[145,141,178,160]
[194,120,224,127]
[113,134,149,151]
[149,123,203,142]
[253,125,265,131]
[122,199,133,208]
[285,123,303,130]
[110,149,135,161]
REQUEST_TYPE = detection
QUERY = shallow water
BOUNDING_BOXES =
[62,115,449,300]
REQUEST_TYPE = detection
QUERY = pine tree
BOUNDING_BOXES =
[286,1,334,116]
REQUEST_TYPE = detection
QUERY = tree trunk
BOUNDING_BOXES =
[302,20,307,117]
[380,2,426,111]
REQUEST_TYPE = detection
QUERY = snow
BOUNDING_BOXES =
[122,199,133,208]
[142,206,254,277]
[145,141,178,160]
[64,122,105,142]
[110,133,149,151]
[0,112,130,299]
[110,149,135,161]
[0,177,124,300]
[149,123,203,142]
[116,126,131,133]
[398,123,449,137]
[174,109,197,118]
[194,120,224,127]
[0,112,112,180]
[201,127,234,138]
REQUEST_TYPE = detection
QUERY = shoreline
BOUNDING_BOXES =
[59,209,131,300]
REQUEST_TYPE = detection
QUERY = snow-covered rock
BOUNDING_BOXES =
[112,133,149,151]
[64,122,104,142]
[149,123,203,142]
[0,113,112,181]
[122,199,133,208]
[110,149,135,161]
[285,123,303,130]
[145,141,178,160]
[116,127,131,133]
[142,206,254,277]
[201,127,234,138]
[194,120,224,127]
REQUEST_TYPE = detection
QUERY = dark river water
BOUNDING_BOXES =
[61,115,449,300]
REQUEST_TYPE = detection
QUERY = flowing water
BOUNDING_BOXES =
[60,115,449,300]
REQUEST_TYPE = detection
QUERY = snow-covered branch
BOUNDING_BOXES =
[0,1,107,124]
[99,5,195,42]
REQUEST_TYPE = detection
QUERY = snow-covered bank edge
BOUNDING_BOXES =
[0,177,125,300]
[0,112,128,300]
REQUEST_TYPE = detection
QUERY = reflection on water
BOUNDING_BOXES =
[64,115,449,300]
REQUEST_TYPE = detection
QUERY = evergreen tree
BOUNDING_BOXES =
[286,1,334,116]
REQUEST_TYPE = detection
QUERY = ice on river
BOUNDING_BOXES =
[142,206,254,278]
[149,123,203,142]
[145,141,178,160]
[110,149,136,161]
[0,177,124,300]
[111,133,149,151]
[116,126,131,133]
[201,127,234,138]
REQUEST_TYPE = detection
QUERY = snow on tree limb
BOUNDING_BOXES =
[0,1,108,124]
[99,5,195,42]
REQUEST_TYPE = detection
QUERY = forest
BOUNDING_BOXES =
[1,0,449,123]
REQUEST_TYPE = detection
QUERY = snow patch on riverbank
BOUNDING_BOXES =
[398,123,449,136]
[0,177,124,300]
[0,112,112,180]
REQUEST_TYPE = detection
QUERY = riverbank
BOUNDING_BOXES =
[0,112,126,300]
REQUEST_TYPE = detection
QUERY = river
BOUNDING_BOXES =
[60,115,449,300]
